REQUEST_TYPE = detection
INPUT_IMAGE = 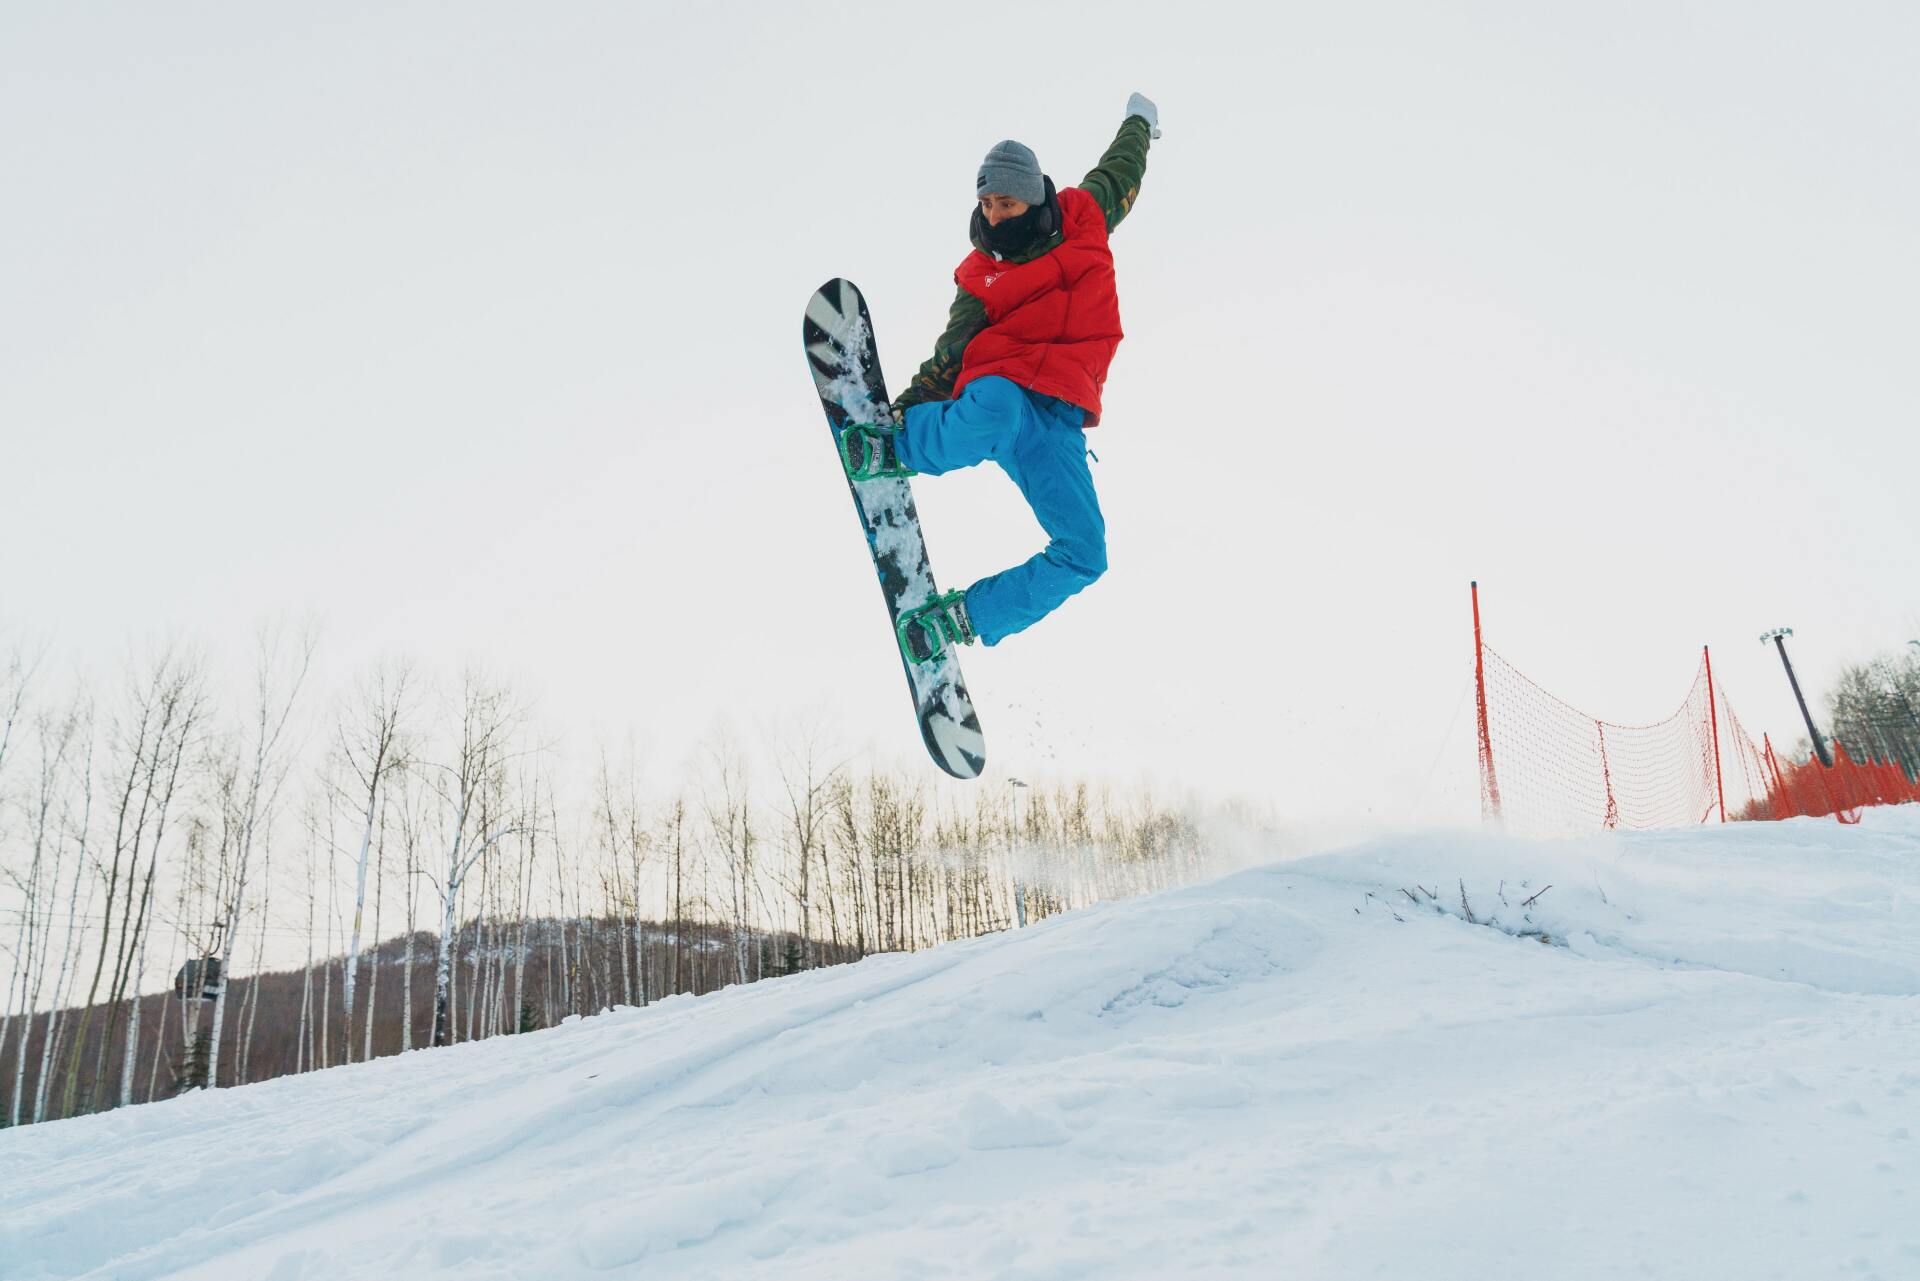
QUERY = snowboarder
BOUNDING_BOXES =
[841,92,1161,663]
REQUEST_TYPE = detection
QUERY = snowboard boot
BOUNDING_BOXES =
[898,590,975,664]
[840,423,915,481]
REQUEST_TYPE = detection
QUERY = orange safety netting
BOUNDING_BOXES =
[1471,585,1918,833]
[1476,643,1736,834]
[1736,733,1920,823]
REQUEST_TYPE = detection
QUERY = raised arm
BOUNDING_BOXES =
[1078,93,1159,234]
[892,285,990,415]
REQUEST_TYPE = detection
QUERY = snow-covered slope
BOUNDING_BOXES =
[6,811,1919,1280]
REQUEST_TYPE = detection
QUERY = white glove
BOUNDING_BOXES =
[1127,92,1162,139]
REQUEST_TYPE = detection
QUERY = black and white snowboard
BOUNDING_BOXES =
[803,278,986,780]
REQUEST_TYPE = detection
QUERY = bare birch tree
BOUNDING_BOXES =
[336,660,413,1062]
[55,648,203,1114]
[398,768,427,1053]
[775,721,842,973]
[422,673,526,1048]
[698,735,756,988]
[3,700,81,1124]
[204,622,316,1090]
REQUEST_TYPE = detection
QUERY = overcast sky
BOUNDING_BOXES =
[4,1,1915,835]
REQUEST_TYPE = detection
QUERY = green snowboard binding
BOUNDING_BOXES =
[898,590,975,664]
[840,423,916,481]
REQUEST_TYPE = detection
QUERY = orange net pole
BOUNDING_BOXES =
[1472,582,1502,823]
[1704,646,1727,823]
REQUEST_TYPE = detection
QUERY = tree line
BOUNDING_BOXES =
[0,627,1245,1127]
[1822,643,1920,778]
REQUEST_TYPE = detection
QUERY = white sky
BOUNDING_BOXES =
[4,1,1916,837]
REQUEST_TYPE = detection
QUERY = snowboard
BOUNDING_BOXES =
[802,278,986,780]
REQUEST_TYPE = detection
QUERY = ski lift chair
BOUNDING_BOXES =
[173,957,223,1002]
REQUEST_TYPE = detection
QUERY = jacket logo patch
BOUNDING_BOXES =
[984,272,1004,287]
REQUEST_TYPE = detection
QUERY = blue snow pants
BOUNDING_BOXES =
[897,375,1107,647]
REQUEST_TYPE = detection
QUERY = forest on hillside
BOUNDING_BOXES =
[0,628,1245,1127]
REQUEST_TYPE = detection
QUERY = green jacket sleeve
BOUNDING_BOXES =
[1078,114,1153,234]
[892,285,989,414]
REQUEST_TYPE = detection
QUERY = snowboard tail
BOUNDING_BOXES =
[803,278,986,780]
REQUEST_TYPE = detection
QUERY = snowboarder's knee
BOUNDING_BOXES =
[962,376,1026,431]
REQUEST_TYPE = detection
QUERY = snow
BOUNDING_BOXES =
[6,809,1920,1280]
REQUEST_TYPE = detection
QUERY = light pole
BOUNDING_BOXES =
[1008,777,1029,929]
[1761,627,1831,767]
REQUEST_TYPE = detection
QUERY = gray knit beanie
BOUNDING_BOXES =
[976,140,1046,206]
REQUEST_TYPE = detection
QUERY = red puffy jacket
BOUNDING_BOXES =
[952,186,1122,423]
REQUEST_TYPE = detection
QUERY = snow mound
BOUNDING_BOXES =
[5,809,1920,1280]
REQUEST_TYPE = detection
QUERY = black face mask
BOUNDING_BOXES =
[973,176,1059,257]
